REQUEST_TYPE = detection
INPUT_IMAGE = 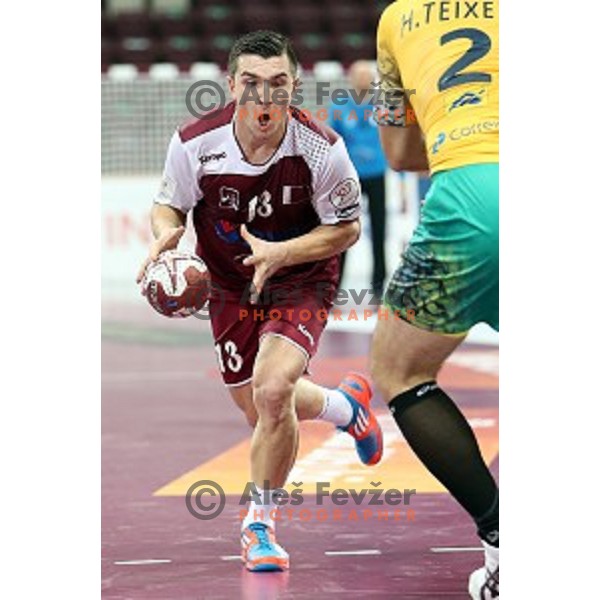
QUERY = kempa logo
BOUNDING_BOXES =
[298,323,315,347]
[199,151,226,165]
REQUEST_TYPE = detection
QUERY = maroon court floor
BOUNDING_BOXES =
[102,305,499,599]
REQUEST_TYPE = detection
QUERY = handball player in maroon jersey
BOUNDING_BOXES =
[137,31,383,571]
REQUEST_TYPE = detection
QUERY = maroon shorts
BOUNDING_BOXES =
[209,293,333,386]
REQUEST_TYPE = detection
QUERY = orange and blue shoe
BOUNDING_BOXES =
[241,523,290,572]
[337,373,383,466]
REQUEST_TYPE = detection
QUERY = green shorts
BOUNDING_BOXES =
[384,162,499,334]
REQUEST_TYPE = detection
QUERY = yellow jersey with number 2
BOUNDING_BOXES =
[377,0,498,174]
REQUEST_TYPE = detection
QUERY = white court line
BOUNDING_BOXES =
[430,547,484,553]
[325,549,381,556]
[221,555,243,561]
[114,559,172,565]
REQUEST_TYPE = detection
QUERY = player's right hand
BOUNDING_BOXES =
[136,226,185,284]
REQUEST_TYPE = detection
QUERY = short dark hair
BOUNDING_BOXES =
[228,30,298,76]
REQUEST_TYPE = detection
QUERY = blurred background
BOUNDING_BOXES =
[101,0,386,73]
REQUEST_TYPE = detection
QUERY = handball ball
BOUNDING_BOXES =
[141,250,211,318]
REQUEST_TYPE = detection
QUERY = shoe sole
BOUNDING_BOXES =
[244,556,289,572]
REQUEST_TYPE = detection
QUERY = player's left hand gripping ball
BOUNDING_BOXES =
[140,250,211,318]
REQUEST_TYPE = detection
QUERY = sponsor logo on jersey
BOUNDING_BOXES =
[199,151,227,165]
[329,178,360,218]
[335,203,360,219]
[448,120,498,141]
[430,132,446,155]
[430,119,498,155]
[219,186,240,211]
[447,89,487,113]
[214,219,242,244]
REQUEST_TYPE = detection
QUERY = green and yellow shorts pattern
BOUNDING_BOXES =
[384,163,499,334]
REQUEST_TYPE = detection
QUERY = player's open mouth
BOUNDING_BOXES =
[257,113,271,129]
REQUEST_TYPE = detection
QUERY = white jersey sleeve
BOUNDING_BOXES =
[154,131,201,213]
[311,138,362,225]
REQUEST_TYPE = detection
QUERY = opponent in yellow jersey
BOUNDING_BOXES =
[370,3,500,599]
[377,0,498,173]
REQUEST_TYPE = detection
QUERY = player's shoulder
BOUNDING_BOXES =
[178,101,236,143]
[379,0,404,30]
[289,107,339,147]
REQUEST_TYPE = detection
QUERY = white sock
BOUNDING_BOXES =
[242,486,279,531]
[316,388,354,427]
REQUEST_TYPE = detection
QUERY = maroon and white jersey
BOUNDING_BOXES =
[154,102,361,298]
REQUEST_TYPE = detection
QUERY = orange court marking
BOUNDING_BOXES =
[154,407,498,497]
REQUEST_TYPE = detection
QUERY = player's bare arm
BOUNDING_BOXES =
[241,220,360,303]
[150,203,185,238]
[135,204,185,283]
[375,23,429,173]
[378,120,429,172]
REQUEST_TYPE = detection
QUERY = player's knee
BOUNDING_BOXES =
[370,352,395,398]
[370,326,402,399]
[370,352,433,402]
[252,377,295,425]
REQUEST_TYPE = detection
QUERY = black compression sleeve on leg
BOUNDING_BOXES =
[390,381,499,546]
